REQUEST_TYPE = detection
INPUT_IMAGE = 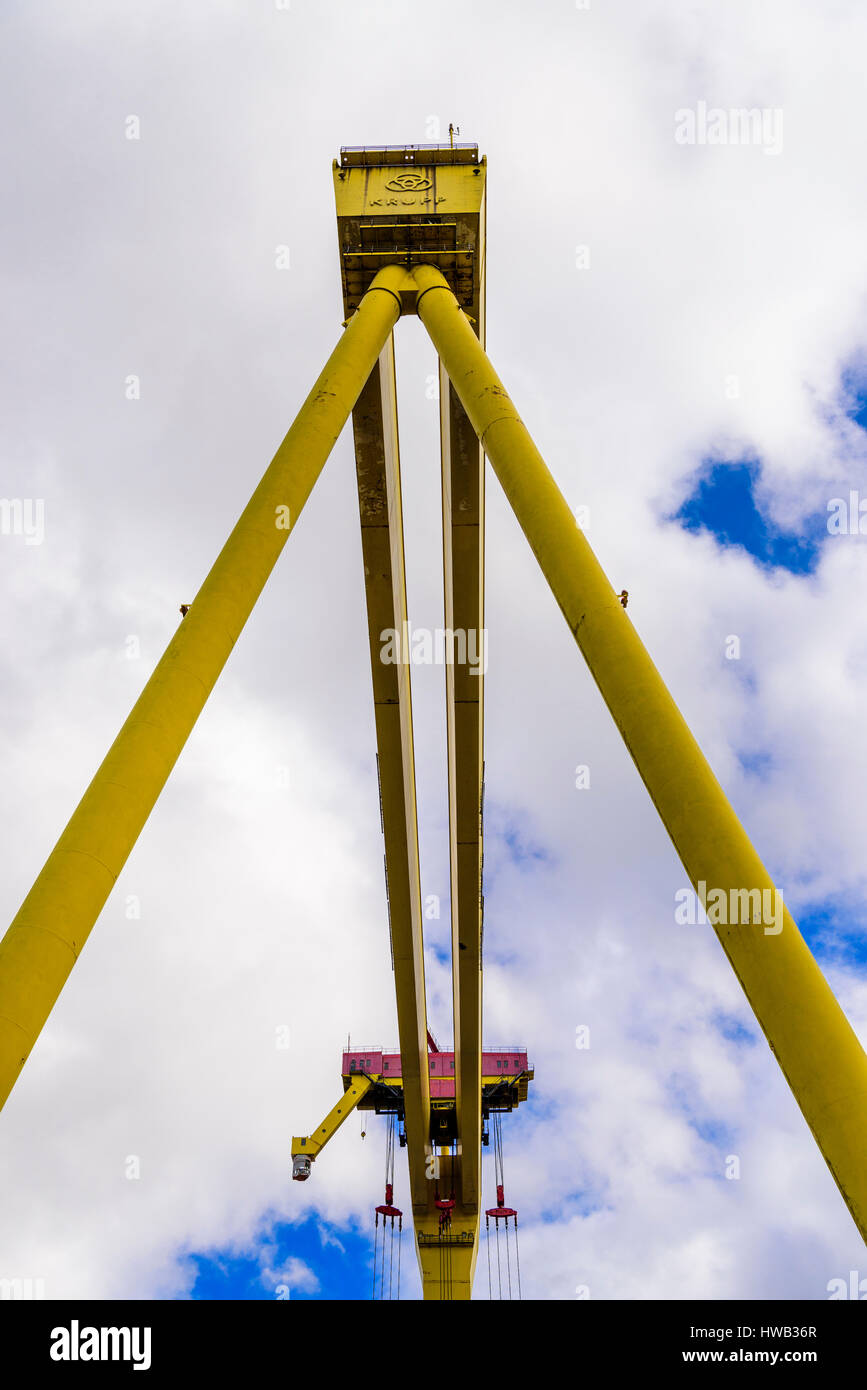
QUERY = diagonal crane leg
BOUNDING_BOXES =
[413,262,867,1247]
[0,267,406,1114]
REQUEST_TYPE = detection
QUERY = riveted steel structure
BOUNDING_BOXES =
[2,142,866,1304]
[333,144,491,1297]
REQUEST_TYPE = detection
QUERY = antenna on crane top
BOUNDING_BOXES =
[448,122,460,148]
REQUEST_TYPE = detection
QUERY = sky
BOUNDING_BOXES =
[2,0,867,1302]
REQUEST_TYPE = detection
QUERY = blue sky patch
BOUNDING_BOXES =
[794,899,867,972]
[484,806,554,884]
[187,1214,379,1301]
[673,459,822,574]
[840,364,867,430]
[502,821,552,869]
[711,1012,757,1048]
[665,1070,736,1154]
[736,749,773,777]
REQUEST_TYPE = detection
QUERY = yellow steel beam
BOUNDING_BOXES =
[437,159,486,1218]
[439,358,485,1215]
[0,267,406,1114]
[413,262,867,1245]
[414,1198,479,1300]
[348,268,485,1289]
[291,1075,374,1169]
[350,334,431,1211]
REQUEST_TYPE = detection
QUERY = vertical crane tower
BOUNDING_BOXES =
[0,142,866,1301]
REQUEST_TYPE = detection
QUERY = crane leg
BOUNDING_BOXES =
[413,262,867,1246]
[0,267,406,1113]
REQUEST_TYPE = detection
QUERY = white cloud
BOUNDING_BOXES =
[1,0,867,1302]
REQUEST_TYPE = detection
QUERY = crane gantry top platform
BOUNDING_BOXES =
[334,141,485,314]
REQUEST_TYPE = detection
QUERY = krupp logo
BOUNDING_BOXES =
[384,171,432,191]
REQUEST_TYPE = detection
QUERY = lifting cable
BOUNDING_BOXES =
[372,1112,402,1300]
[485,1111,522,1300]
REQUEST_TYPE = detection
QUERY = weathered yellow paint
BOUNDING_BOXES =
[333,144,485,315]
[440,364,486,1214]
[413,262,867,1245]
[349,335,431,1209]
[414,1205,479,1302]
[0,267,406,1113]
[334,150,490,1285]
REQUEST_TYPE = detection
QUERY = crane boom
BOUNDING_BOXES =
[291,1075,374,1180]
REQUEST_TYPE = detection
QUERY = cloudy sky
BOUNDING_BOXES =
[2,0,867,1301]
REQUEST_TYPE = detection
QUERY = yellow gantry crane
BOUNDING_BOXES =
[1,141,867,1301]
